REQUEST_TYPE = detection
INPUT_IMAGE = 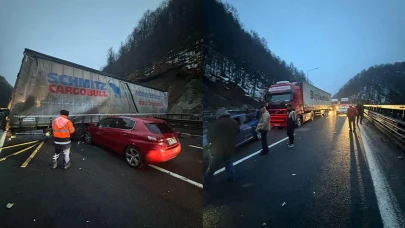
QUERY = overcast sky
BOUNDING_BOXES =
[225,0,405,95]
[0,0,163,86]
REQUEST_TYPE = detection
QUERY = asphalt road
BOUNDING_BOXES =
[203,113,405,228]
[0,130,203,228]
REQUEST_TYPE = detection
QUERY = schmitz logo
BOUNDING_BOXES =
[47,72,119,97]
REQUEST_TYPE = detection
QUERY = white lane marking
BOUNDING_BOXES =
[189,145,203,149]
[360,127,404,227]
[214,137,289,175]
[148,164,203,189]
[0,131,6,155]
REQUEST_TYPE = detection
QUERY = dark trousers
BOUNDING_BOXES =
[260,130,269,153]
[348,117,356,131]
[287,125,294,144]
[204,153,235,187]
[357,114,364,124]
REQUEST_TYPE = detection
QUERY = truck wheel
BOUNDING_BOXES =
[71,124,87,141]
[296,116,302,128]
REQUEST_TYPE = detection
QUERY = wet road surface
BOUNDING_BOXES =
[0,131,203,228]
[203,113,405,228]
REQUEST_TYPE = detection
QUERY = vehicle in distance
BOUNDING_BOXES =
[336,98,350,114]
[3,49,168,140]
[202,112,260,148]
[85,116,181,168]
[264,81,331,128]
[331,98,339,111]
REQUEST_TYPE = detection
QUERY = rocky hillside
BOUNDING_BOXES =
[334,62,405,104]
[100,0,202,114]
[0,75,13,108]
[202,0,309,110]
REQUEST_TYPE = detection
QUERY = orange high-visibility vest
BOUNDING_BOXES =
[52,115,75,144]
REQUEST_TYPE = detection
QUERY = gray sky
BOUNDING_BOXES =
[225,0,405,95]
[0,0,163,86]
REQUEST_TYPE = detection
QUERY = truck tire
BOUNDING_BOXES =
[71,123,87,141]
[296,116,302,128]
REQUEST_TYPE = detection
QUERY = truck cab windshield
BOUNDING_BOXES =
[266,92,292,103]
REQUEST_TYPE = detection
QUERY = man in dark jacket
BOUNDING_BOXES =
[347,105,357,132]
[356,104,364,125]
[204,108,240,187]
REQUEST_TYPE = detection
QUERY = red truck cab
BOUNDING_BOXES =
[264,81,302,128]
[264,81,331,128]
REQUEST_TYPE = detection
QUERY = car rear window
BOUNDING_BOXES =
[145,122,174,134]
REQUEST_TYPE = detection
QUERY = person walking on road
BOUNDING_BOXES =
[204,108,240,187]
[356,103,364,125]
[347,105,357,132]
[256,106,270,155]
[286,104,296,148]
[52,110,75,170]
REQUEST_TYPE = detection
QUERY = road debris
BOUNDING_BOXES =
[282,202,286,207]
[292,174,296,176]
[263,222,267,226]
[398,156,403,159]
[33,219,36,222]
[313,192,316,194]
[83,158,85,161]
[6,203,14,209]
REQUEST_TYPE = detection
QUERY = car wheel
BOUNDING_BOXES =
[253,131,262,141]
[125,145,143,168]
[84,132,92,144]
[71,123,86,140]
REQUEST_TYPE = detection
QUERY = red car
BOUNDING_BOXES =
[84,116,181,168]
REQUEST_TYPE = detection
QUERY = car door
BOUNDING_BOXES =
[232,117,245,145]
[104,118,136,153]
[93,118,114,147]
[241,115,254,140]
[238,115,253,141]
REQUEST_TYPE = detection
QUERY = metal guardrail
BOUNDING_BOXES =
[364,104,405,122]
[364,108,405,146]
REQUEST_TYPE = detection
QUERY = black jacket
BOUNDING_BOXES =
[207,117,240,156]
[356,104,364,115]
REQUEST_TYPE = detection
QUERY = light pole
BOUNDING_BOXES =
[306,68,318,83]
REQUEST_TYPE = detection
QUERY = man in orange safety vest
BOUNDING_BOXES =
[52,110,75,169]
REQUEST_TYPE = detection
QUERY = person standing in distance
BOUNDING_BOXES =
[204,108,240,186]
[52,110,75,169]
[356,103,364,125]
[286,104,296,147]
[347,105,357,132]
[256,106,270,155]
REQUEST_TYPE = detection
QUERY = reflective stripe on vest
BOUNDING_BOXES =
[53,129,69,133]
[54,141,71,145]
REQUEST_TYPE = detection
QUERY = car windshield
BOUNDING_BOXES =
[144,122,174,134]
[266,92,292,103]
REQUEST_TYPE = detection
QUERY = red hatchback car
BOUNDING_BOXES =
[84,116,181,168]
